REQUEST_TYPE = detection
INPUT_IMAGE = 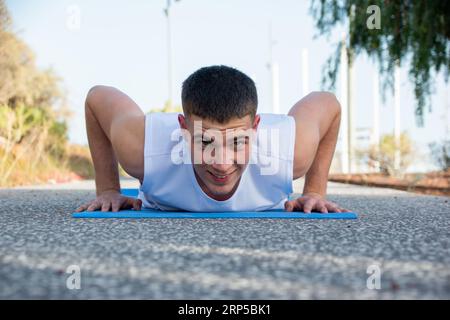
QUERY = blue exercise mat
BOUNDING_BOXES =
[72,188,358,219]
[72,210,357,219]
[120,188,140,197]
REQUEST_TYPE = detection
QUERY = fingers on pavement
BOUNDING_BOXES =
[302,198,315,213]
[75,204,89,212]
[101,201,111,212]
[111,200,121,212]
[133,199,142,211]
[284,199,301,212]
[87,201,102,212]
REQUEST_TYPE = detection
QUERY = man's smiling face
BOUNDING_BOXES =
[179,113,260,201]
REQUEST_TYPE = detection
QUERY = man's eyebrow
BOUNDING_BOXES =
[231,135,249,139]
[194,133,215,140]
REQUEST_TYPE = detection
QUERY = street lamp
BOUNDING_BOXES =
[267,22,279,114]
[164,0,181,108]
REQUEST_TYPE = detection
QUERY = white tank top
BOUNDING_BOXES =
[137,112,296,212]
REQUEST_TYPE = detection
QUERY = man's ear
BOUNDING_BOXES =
[252,114,261,130]
[178,114,188,130]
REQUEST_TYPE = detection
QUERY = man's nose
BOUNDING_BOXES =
[210,162,234,173]
[210,147,235,171]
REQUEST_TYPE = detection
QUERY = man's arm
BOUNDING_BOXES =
[75,86,145,212]
[285,92,348,213]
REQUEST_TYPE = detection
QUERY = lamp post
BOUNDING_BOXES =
[340,34,349,174]
[267,22,280,114]
[301,48,309,97]
[371,71,380,173]
[164,0,180,108]
[394,63,401,172]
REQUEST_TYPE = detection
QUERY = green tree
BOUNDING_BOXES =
[311,0,449,125]
[0,1,64,110]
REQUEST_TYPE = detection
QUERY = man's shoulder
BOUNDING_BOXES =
[258,113,294,127]
[254,113,295,161]
[144,112,182,156]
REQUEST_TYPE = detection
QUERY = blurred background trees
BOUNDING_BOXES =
[0,0,93,186]
[353,132,414,177]
[0,0,185,186]
[429,140,450,172]
[311,0,449,125]
[367,132,414,176]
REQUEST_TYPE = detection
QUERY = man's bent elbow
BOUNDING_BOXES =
[86,85,110,103]
[85,85,117,114]
[312,91,341,113]
[325,92,341,116]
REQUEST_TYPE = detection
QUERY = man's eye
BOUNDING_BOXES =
[234,139,247,149]
[234,138,247,145]
[202,140,213,145]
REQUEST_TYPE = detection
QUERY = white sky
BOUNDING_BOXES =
[5,0,450,171]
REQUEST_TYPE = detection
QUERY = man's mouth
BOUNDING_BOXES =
[207,170,236,183]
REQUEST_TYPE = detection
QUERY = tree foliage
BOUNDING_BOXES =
[0,0,73,185]
[0,1,63,109]
[311,0,450,125]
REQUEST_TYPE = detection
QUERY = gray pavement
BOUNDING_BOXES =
[0,178,449,299]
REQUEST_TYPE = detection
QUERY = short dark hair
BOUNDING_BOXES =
[181,65,258,123]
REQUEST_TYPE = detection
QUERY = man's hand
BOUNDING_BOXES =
[75,190,142,212]
[284,192,349,213]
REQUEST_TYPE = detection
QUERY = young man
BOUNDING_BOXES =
[76,65,349,213]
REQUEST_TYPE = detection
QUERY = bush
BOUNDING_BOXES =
[365,132,415,176]
[63,144,94,179]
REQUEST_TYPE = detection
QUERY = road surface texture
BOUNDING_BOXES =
[1,178,449,299]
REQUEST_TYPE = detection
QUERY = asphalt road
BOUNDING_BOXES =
[0,178,449,299]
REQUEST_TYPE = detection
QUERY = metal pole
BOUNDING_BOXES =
[372,70,380,172]
[347,5,356,173]
[268,22,278,113]
[445,82,449,139]
[268,22,273,70]
[394,63,401,172]
[340,35,349,174]
[272,62,280,114]
[164,0,173,108]
[301,48,309,97]
[348,51,355,173]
